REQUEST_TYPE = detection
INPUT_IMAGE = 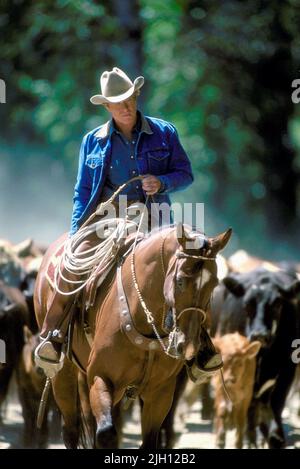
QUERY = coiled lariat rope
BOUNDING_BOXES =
[54,218,139,296]
[54,176,145,296]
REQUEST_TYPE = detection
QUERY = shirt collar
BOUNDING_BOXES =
[139,111,153,135]
[94,111,153,139]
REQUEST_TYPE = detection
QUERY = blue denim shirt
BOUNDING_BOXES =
[101,113,145,201]
[70,112,194,235]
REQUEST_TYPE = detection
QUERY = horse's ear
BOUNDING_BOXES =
[176,222,189,248]
[210,228,232,254]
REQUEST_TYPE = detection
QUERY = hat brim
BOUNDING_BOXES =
[90,76,144,105]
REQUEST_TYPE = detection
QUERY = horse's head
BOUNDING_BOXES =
[163,223,232,360]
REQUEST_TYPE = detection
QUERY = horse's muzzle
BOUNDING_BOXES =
[171,330,186,359]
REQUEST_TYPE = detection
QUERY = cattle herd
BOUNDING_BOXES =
[0,236,300,449]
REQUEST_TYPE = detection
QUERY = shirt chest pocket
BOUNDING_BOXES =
[147,147,170,174]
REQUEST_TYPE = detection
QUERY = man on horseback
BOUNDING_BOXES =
[36,67,196,368]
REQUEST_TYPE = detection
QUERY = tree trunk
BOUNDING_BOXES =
[111,0,144,102]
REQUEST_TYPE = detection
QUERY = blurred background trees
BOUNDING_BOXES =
[1,0,300,259]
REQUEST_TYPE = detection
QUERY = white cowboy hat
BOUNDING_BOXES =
[90,67,144,105]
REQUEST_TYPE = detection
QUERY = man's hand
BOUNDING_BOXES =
[141,175,162,195]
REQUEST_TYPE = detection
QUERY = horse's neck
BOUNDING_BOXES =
[85,228,177,337]
[139,227,177,268]
[124,228,177,336]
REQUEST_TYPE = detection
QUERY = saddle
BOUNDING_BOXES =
[45,231,145,371]
[46,232,145,306]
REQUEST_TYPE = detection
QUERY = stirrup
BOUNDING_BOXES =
[34,332,65,379]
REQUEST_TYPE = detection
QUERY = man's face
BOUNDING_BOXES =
[105,94,137,128]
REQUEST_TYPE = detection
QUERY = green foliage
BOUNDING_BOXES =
[1,0,300,258]
[141,0,300,258]
[0,0,116,168]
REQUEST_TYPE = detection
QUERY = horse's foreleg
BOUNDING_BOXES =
[52,359,80,449]
[78,370,95,445]
[159,367,188,448]
[140,378,177,449]
[90,376,118,449]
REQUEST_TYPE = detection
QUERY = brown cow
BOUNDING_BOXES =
[212,333,261,449]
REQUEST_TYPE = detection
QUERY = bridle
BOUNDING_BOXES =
[130,226,216,359]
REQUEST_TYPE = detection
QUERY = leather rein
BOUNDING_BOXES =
[118,225,216,359]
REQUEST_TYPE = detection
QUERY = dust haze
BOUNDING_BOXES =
[0,146,75,248]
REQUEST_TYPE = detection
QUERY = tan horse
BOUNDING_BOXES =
[34,223,231,448]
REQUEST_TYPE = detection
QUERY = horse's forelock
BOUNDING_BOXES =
[182,234,209,256]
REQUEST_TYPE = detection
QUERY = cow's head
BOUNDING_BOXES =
[213,333,261,403]
[223,268,300,345]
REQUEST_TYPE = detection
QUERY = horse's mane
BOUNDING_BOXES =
[144,223,177,239]
[144,223,206,242]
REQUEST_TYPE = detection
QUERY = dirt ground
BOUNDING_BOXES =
[1,382,300,449]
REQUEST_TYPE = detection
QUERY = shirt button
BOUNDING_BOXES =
[130,155,134,159]
[132,170,136,174]
[110,165,113,169]
[136,185,139,190]
[132,140,135,144]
